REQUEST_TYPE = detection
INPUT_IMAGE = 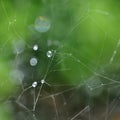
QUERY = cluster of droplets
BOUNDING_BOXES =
[30,44,53,67]
[30,43,53,88]
[29,15,51,67]
[30,16,52,89]
[32,79,45,88]
[14,15,60,118]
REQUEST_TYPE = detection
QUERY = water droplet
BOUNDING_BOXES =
[85,77,103,96]
[34,16,51,33]
[13,40,25,54]
[32,81,37,88]
[30,57,38,66]
[33,44,38,51]
[10,69,24,85]
[46,50,52,58]
[41,79,45,84]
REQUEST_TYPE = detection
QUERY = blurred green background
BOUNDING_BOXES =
[1,0,120,119]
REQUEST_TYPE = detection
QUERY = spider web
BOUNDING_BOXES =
[1,0,120,120]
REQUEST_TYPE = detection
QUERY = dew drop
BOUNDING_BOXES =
[46,50,53,58]
[10,69,24,85]
[33,44,38,51]
[13,40,25,54]
[85,77,103,96]
[34,16,51,33]
[30,57,38,66]
[32,81,37,88]
[41,79,45,84]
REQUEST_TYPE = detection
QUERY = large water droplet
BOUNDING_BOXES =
[10,69,24,85]
[30,57,38,66]
[13,40,25,54]
[34,16,51,33]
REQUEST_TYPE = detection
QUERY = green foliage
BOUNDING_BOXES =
[1,0,120,119]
